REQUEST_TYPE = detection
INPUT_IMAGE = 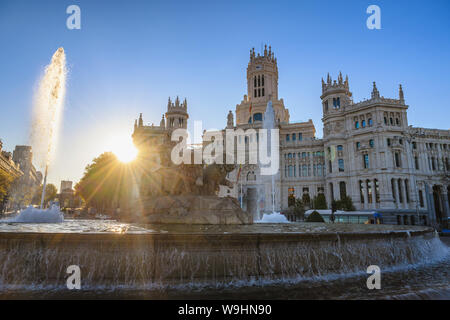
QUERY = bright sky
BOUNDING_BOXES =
[0,0,449,190]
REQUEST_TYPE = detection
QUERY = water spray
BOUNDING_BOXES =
[31,47,67,209]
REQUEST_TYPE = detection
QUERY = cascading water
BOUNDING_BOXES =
[257,99,288,223]
[0,225,447,296]
[262,99,276,214]
[30,47,67,210]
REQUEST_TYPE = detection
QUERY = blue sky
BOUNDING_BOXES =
[0,0,449,188]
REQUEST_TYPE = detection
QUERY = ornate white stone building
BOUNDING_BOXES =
[224,45,449,227]
[133,45,449,227]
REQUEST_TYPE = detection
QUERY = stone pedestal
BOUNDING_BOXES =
[137,195,253,225]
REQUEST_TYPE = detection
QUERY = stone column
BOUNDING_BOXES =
[425,183,436,225]
[393,178,400,209]
[380,176,395,208]
[370,180,377,209]
[442,186,449,221]
[400,179,408,209]
[362,182,368,210]
[402,179,409,209]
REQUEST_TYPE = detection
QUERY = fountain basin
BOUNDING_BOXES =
[0,221,447,290]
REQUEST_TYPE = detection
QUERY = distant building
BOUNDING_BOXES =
[58,180,82,209]
[8,145,42,209]
[0,140,22,179]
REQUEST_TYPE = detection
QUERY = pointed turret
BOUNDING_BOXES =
[227,110,234,128]
[338,72,343,84]
[138,113,143,127]
[160,114,165,128]
[399,84,405,103]
[175,96,180,107]
[371,81,380,99]
[183,98,187,109]
[134,119,137,130]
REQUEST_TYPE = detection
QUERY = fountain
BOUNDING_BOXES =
[0,50,448,299]
[29,47,66,214]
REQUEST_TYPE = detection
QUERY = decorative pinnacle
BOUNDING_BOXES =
[399,84,404,102]
[371,81,380,99]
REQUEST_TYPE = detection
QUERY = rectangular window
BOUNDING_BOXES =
[292,133,296,141]
[338,159,344,172]
[415,156,419,170]
[363,154,369,169]
[419,190,424,207]
[395,152,401,168]
[286,134,290,142]
[298,133,303,141]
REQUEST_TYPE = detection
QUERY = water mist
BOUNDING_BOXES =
[30,48,67,208]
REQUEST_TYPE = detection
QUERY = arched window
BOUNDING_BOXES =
[258,75,261,87]
[368,118,373,126]
[362,120,366,128]
[254,76,257,87]
[355,121,359,129]
[261,75,264,86]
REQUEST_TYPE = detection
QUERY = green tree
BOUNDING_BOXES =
[288,194,296,207]
[75,152,134,214]
[0,170,14,203]
[0,170,15,212]
[334,195,356,211]
[306,210,325,223]
[32,183,58,207]
[293,198,305,220]
[302,193,311,207]
[312,193,327,209]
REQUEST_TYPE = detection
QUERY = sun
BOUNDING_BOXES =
[107,134,138,163]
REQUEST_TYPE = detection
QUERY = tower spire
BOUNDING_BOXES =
[371,81,380,99]
[399,84,405,103]
[138,113,143,127]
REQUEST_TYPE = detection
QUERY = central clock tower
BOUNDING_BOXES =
[235,45,289,126]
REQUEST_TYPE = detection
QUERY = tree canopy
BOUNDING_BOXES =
[0,170,14,203]
[75,152,134,214]
[31,183,58,207]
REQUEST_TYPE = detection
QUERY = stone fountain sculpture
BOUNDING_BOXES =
[134,142,252,225]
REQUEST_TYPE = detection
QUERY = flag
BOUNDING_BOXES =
[236,164,243,182]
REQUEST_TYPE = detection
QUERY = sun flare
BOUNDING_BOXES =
[107,134,138,163]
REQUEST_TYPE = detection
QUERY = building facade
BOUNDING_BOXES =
[133,46,450,227]
[228,46,449,227]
